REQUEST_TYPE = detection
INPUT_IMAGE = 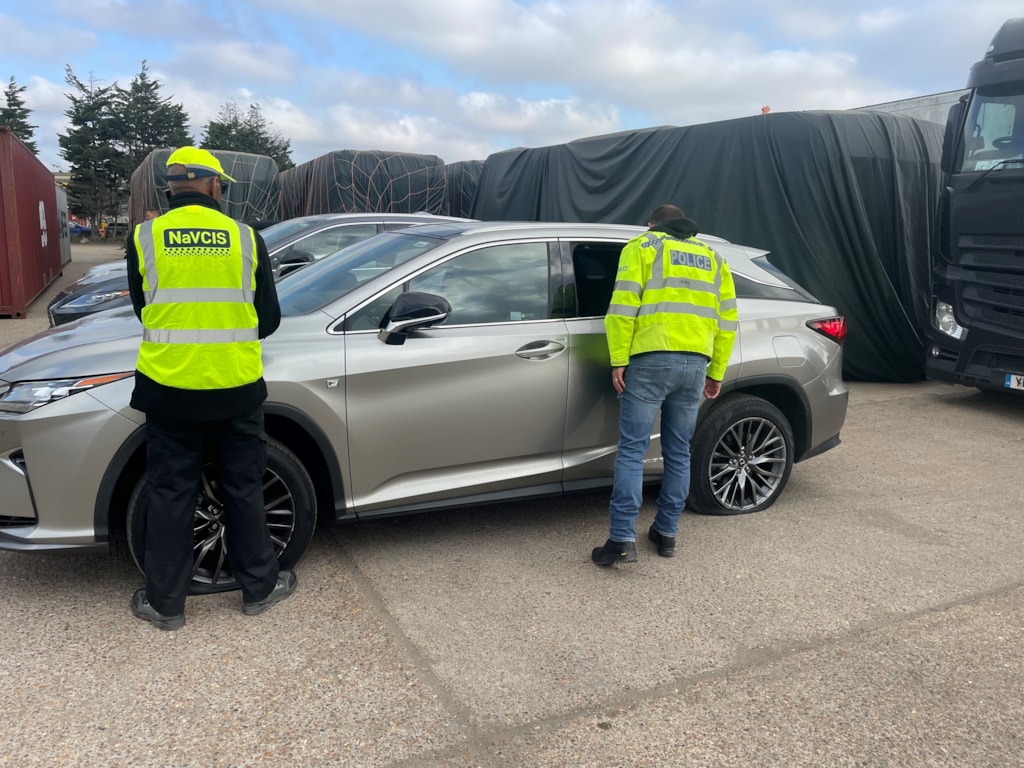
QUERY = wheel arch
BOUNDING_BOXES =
[96,403,347,547]
[263,402,345,522]
[94,425,147,547]
[710,376,812,462]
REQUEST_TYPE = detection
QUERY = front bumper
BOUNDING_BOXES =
[0,379,143,550]
[925,330,1024,393]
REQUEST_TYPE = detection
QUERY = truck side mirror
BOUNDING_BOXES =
[940,96,968,174]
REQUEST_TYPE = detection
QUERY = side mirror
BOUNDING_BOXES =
[940,96,968,175]
[377,291,452,346]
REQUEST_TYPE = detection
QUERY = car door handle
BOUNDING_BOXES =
[515,340,567,360]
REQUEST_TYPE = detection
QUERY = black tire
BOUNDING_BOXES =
[127,437,317,594]
[688,394,794,515]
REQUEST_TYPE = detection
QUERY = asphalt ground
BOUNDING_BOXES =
[1,242,1022,767]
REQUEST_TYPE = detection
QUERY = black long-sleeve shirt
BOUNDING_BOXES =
[125,191,281,421]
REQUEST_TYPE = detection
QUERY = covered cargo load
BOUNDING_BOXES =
[443,160,484,219]
[471,111,944,382]
[0,127,67,318]
[129,148,280,228]
[276,150,448,219]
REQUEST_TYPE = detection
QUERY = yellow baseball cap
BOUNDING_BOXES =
[165,146,237,183]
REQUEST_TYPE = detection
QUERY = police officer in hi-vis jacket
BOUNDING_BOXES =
[592,204,738,567]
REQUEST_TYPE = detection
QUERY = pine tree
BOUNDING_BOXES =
[58,67,118,233]
[112,61,192,174]
[108,61,193,221]
[1,76,38,154]
[202,101,295,170]
[59,63,194,234]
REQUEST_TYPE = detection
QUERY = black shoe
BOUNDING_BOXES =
[591,539,638,567]
[131,589,185,631]
[243,570,298,616]
[647,526,676,558]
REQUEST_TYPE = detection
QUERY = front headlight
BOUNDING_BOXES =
[62,289,131,309]
[0,373,134,413]
[933,301,966,341]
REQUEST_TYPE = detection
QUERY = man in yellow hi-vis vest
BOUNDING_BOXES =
[592,204,738,566]
[126,147,294,629]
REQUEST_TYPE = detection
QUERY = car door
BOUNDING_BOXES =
[558,238,633,489]
[342,240,569,514]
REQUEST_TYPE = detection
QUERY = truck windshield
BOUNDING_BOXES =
[957,85,1024,172]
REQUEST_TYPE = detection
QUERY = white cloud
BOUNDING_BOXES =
[857,8,909,33]
[0,13,97,59]
[173,41,299,85]
[5,0,1022,174]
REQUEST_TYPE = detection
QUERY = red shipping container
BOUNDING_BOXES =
[0,126,67,318]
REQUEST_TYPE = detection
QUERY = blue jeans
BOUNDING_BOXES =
[608,352,707,542]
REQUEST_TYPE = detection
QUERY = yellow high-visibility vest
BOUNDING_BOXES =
[133,206,262,390]
[605,231,738,380]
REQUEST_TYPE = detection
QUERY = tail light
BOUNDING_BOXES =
[807,316,846,345]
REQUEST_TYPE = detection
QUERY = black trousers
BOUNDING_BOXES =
[143,406,279,615]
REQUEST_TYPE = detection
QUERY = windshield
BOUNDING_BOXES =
[957,84,1024,172]
[276,231,447,316]
[259,218,326,250]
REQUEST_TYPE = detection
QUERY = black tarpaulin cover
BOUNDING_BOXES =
[471,111,945,382]
[129,148,281,227]
[276,150,450,219]
[444,160,484,219]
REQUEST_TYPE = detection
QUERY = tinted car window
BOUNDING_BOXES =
[568,240,817,312]
[408,242,550,325]
[737,256,819,302]
[570,242,622,317]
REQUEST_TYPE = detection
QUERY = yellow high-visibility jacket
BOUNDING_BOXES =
[605,230,738,380]
[133,205,262,389]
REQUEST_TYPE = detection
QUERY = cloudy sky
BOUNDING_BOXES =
[1,0,1019,171]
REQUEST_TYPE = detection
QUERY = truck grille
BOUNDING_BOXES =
[957,235,1024,334]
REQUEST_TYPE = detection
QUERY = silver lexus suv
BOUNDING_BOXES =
[0,221,848,591]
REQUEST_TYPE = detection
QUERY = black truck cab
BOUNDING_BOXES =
[926,18,1024,393]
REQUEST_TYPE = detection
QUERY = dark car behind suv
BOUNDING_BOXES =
[46,212,474,325]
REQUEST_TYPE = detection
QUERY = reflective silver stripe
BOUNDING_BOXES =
[238,222,255,303]
[719,318,739,332]
[150,288,249,304]
[647,233,665,274]
[720,297,737,313]
[612,279,643,294]
[644,277,719,295]
[637,302,721,320]
[143,328,260,344]
[713,249,724,291]
[607,303,640,317]
[137,221,158,303]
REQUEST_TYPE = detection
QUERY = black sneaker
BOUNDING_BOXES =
[131,589,185,631]
[647,526,676,558]
[243,570,298,616]
[591,539,638,566]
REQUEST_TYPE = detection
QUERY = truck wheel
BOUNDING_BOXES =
[126,438,317,594]
[688,394,794,515]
